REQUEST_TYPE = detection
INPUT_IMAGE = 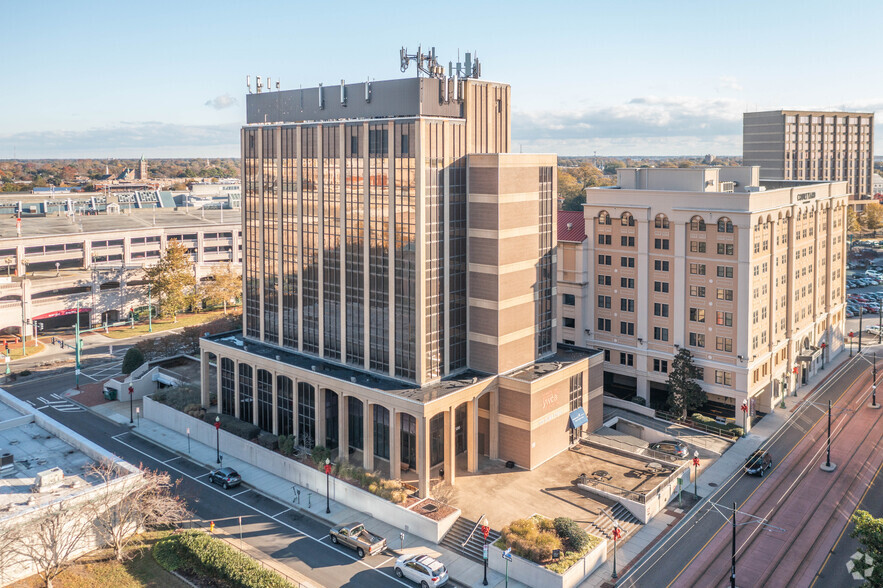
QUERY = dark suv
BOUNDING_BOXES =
[648,440,689,458]
[745,450,772,477]
[208,467,241,489]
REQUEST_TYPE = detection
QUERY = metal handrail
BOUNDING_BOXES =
[579,476,646,504]
[582,435,679,463]
[462,513,487,548]
[656,411,740,440]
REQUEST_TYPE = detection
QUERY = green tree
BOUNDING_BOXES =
[121,347,145,375]
[145,239,197,319]
[862,202,883,234]
[204,263,242,314]
[603,160,625,175]
[666,348,706,418]
[851,509,883,586]
[558,169,585,211]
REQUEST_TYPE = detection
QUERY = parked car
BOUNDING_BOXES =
[648,440,689,458]
[330,522,387,558]
[394,554,449,587]
[208,467,241,489]
[745,450,772,476]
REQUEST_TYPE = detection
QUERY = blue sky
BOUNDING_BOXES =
[2,0,881,158]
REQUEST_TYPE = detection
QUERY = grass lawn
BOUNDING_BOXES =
[99,309,237,340]
[0,339,47,362]
[10,531,187,588]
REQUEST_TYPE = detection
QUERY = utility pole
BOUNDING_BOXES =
[75,300,81,390]
[821,399,836,472]
[873,352,880,409]
[859,310,864,353]
[731,501,737,588]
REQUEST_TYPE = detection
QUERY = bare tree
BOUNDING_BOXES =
[0,522,23,587]
[85,460,190,561]
[10,501,98,588]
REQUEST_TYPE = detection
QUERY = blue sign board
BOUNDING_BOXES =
[503,547,513,561]
[569,407,588,429]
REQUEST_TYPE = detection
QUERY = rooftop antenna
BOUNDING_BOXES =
[246,75,252,94]
[275,79,280,90]
[256,76,262,94]
[400,45,453,79]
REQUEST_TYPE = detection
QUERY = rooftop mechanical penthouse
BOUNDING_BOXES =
[200,55,602,498]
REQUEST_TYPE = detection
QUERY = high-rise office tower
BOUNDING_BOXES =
[200,68,602,497]
[743,110,874,197]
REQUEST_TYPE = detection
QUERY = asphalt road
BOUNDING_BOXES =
[616,352,875,588]
[5,370,413,588]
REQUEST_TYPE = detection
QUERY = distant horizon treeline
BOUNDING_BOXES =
[0,158,240,191]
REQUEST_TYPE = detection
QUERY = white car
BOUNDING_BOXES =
[394,554,449,587]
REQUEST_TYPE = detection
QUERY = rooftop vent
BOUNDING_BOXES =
[567,222,573,230]
[351,377,357,383]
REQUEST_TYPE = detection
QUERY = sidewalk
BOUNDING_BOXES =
[578,347,856,587]
[89,399,527,588]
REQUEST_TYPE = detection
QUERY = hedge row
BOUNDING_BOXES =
[691,413,744,437]
[153,530,292,588]
[204,413,261,441]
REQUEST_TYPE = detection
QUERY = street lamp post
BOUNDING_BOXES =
[128,385,134,424]
[612,526,622,580]
[324,458,332,514]
[148,283,153,333]
[860,309,864,353]
[873,352,880,409]
[740,400,748,437]
[186,427,191,453]
[692,451,700,499]
[850,332,854,358]
[481,517,490,586]
[792,366,799,397]
[820,342,827,370]
[730,501,737,588]
[214,416,221,464]
[821,399,836,472]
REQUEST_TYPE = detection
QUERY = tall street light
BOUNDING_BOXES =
[128,385,134,424]
[692,451,700,499]
[873,352,880,409]
[481,517,490,586]
[214,416,221,464]
[612,526,622,580]
[821,400,836,472]
[740,400,748,437]
[324,458,332,514]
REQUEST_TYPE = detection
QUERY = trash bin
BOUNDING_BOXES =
[103,389,117,401]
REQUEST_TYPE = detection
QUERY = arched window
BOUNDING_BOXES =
[654,214,669,229]
[598,211,611,225]
[717,217,734,233]
[621,212,635,227]
[690,216,706,231]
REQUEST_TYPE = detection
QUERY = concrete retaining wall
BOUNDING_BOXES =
[603,396,657,418]
[488,538,607,588]
[143,397,459,542]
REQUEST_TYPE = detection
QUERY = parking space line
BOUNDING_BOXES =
[108,434,410,586]
[165,456,181,464]
[374,556,395,569]
[232,488,250,497]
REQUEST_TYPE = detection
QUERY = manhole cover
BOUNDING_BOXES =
[708,482,718,487]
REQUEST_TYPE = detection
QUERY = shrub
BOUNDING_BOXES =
[153,530,291,588]
[257,432,278,450]
[278,435,295,456]
[691,413,743,437]
[206,413,260,440]
[311,445,333,469]
[121,347,145,375]
[19,369,31,377]
[155,384,202,412]
[629,395,647,406]
[554,517,591,552]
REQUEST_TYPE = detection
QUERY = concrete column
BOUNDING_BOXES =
[315,388,326,449]
[489,388,499,460]
[467,399,478,473]
[444,407,455,486]
[271,372,278,435]
[338,394,349,462]
[363,402,374,471]
[291,378,299,444]
[233,361,240,419]
[418,415,430,499]
[215,355,223,415]
[252,369,259,427]
[200,351,210,407]
[390,408,400,480]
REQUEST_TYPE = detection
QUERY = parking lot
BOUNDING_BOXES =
[845,241,883,340]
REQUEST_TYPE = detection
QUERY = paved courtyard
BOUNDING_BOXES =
[442,441,678,532]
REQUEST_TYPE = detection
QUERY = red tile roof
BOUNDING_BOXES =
[558,210,586,242]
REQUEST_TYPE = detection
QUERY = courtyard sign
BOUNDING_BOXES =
[796,191,816,201]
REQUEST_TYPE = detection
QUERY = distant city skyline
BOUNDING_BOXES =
[2,0,881,159]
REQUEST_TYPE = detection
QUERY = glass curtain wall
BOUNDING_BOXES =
[424,122,444,380]
[368,125,389,373]
[256,369,273,431]
[243,129,260,338]
[220,358,235,417]
[297,382,315,446]
[429,414,444,467]
[301,127,320,354]
[449,124,468,371]
[325,390,339,450]
[373,405,390,459]
[401,413,417,470]
[536,166,554,356]
[395,122,417,380]
[238,364,253,424]
[262,130,279,340]
[281,127,299,348]
[348,397,364,451]
[344,125,365,366]
[277,375,294,437]
[323,125,341,359]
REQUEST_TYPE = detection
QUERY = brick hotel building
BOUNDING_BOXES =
[557,167,848,430]
[200,75,602,497]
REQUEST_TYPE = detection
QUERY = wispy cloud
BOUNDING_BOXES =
[0,122,240,158]
[205,94,238,110]
[717,76,743,92]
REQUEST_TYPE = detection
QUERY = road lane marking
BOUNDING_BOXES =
[232,489,250,497]
[165,456,181,464]
[375,556,395,569]
[109,432,410,586]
